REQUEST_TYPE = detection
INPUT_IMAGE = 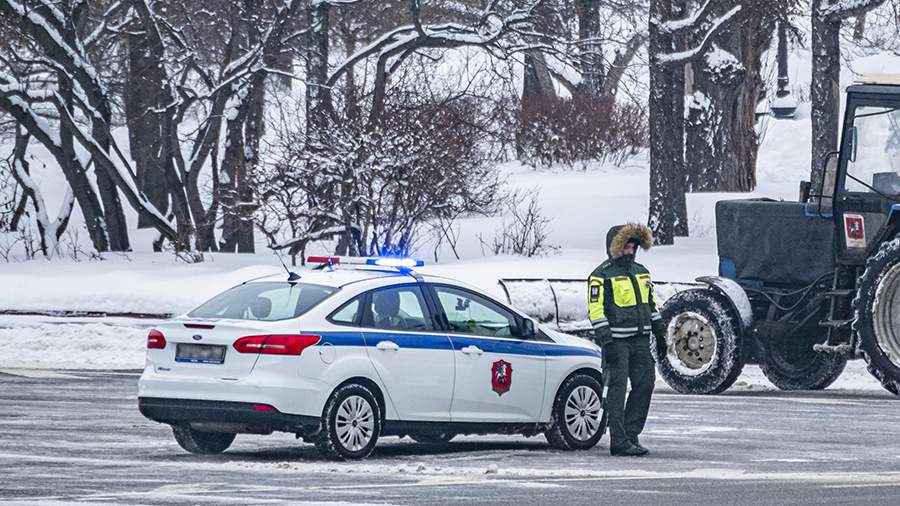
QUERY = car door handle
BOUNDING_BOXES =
[461,345,483,356]
[376,340,400,351]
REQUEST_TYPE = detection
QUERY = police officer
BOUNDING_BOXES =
[588,223,665,457]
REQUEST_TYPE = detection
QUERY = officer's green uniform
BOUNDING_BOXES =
[588,223,665,452]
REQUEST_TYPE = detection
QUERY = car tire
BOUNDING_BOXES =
[545,373,606,451]
[655,289,744,395]
[172,425,235,454]
[409,432,456,444]
[853,236,900,397]
[315,383,382,460]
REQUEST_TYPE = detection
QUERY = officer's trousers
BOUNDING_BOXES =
[601,334,655,449]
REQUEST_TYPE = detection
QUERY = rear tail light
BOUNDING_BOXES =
[147,329,167,349]
[233,335,321,355]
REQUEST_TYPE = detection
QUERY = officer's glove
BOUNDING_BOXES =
[593,326,612,345]
[651,319,666,341]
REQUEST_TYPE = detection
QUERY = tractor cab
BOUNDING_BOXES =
[809,76,900,267]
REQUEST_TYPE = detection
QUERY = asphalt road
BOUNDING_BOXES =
[0,370,898,505]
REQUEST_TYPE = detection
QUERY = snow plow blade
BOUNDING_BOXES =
[497,278,702,336]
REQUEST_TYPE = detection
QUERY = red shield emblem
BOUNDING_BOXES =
[491,360,513,396]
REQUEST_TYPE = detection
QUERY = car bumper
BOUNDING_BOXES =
[137,365,331,419]
[138,397,320,434]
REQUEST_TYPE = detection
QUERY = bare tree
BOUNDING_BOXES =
[648,0,741,245]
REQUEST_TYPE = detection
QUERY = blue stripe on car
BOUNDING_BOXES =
[314,331,600,358]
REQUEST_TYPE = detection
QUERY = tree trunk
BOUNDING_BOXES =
[776,22,789,97]
[810,0,843,191]
[522,51,556,101]
[686,35,757,192]
[648,0,688,245]
[64,5,130,251]
[853,14,866,40]
[219,106,249,253]
[58,72,110,252]
[125,29,168,230]
[577,0,603,96]
[306,1,331,140]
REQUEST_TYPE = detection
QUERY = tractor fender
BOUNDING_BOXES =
[695,276,754,329]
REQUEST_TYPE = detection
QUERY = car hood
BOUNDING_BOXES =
[541,325,599,351]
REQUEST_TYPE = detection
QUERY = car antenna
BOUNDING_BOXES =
[273,249,301,282]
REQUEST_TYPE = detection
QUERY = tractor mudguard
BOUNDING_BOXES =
[695,276,754,329]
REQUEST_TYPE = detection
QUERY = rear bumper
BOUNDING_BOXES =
[138,397,320,434]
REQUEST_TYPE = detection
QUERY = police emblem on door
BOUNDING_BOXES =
[491,360,512,396]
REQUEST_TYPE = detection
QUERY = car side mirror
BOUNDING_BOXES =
[520,318,536,339]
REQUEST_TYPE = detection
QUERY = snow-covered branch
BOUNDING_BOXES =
[822,0,887,20]
[657,5,741,65]
[655,0,714,33]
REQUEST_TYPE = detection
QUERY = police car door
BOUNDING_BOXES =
[361,284,455,421]
[429,284,546,423]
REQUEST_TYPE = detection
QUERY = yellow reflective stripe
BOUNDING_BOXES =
[588,276,605,321]
[636,273,652,304]
[611,276,637,307]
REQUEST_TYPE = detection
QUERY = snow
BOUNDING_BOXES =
[657,6,741,64]
[0,316,149,370]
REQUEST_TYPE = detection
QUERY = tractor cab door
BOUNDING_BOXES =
[833,94,900,266]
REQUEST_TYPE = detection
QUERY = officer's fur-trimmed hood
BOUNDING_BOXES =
[606,223,653,258]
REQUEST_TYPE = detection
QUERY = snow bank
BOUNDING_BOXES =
[0,316,149,369]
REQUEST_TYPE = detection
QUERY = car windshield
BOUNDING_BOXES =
[188,282,338,321]
[846,105,900,195]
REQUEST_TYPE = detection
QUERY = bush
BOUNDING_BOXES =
[257,96,502,259]
[479,188,558,257]
[516,94,647,168]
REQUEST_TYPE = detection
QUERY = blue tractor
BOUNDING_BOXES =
[657,77,900,396]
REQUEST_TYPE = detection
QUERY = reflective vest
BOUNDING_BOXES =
[588,258,661,338]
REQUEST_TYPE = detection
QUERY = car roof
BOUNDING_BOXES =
[245,268,484,292]
[247,268,423,288]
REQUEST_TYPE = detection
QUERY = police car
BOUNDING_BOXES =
[138,256,606,460]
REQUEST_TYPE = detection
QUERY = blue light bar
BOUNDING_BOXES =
[368,258,425,268]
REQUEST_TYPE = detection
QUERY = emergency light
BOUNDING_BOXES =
[306,256,425,268]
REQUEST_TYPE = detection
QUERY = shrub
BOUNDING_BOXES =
[516,94,648,168]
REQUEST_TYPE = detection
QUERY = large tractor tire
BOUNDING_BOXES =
[853,237,900,397]
[758,331,847,391]
[655,289,744,394]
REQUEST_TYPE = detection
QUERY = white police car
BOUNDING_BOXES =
[138,256,605,460]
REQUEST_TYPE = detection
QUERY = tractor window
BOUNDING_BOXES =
[846,105,900,195]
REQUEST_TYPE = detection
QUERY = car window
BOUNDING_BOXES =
[329,298,361,326]
[188,282,337,321]
[433,285,519,338]
[364,286,433,332]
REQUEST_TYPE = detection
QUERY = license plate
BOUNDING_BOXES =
[175,343,226,364]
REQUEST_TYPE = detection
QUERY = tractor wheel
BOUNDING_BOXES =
[655,289,744,395]
[758,331,847,391]
[853,237,900,397]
